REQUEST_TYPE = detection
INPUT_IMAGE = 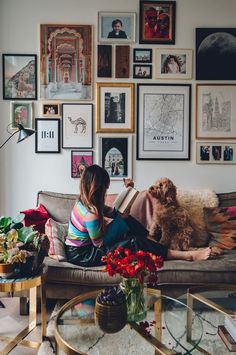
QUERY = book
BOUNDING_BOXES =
[218,325,236,351]
[225,316,236,342]
[113,187,139,214]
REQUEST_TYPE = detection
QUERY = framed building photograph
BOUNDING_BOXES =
[115,45,130,78]
[196,28,236,80]
[133,64,152,79]
[97,134,132,180]
[62,103,93,149]
[40,24,92,100]
[139,1,176,44]
[42,103,60,117]
[137,84,191,160]
[155,48,192,79]
[10,101,34,130]
[133,48,152,63]
[196,142,236,164]
[71,151,94,178]
[2,54,37,100]
[98,12,136,43]
[196,84,236,139]
[35,118,60,153]
[97,45,112,78]
[96,82,134,133]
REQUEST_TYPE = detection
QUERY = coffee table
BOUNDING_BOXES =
[55,288,203,355]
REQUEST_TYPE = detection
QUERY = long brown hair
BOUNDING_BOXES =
[79,165,110,229]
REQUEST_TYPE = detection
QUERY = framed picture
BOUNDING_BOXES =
[96,83,134,133]
[139,1,176,44]
[35,118,60,153]
[196,84,236,139]
[97,45,112,78]
[42,103,60,117]
[2,54,37,100]
[62,103,93,149]
[196,142,236,164]
[10,101,34,130]
[137,84,191,160]
[133,48,152,63]
[40,24,92,100]
[71,151,94,178]
[155,49,192,79]
[196,28,236,80]
[97,134,132,180]
[115,45,130,78]
[98,12,136,43]
[133,64,152,79]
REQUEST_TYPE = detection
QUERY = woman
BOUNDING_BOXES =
[65,165,211,267]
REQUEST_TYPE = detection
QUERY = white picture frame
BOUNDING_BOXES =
[196,142,236,164]
[155,49,193,79]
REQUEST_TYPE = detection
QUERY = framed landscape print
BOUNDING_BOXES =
[98,12,136,43]
[155,49,192,79]
[35,118,60,153]
[62,103,93,149]
[97,134,132,180]
[42,103,60,117]
[196,28,236,80]
[139,1,176,44]
[71,151,93,178]
[133,64,152,79]
[137,84,191,160]
[10,101,34,130]
[196,142,236,164]
[97,45,112,77]
[96,82,134,133]
[40,24,92,100]
[2,54,37,100]
[133,48,152,63]
[115,45,130,78]
[196,84,236,139]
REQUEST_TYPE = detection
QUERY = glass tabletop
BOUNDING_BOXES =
[55,288,203,355]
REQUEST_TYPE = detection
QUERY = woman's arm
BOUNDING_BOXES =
[84,212,104,248]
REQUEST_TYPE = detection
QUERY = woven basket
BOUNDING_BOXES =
[95,297,127,333]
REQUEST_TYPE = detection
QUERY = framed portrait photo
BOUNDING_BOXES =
[196,84,236,139]
[196,142,236,164]
[98,12,136,43]
[155,49,192,79]
[62,103,93,149]
[71,151,94,178]
[133,64,152,79]
[42,103,60,117]
[97,134,133,180]
[10,101,34,130]
[139,1,176,44]
[35,118,60,153]
[137,84,191,160]
[96,82,134,133]
[2,54,37,100]
[133,48,152,63]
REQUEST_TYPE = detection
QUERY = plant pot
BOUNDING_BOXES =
[95,297,127,333]
[0,263,15,278]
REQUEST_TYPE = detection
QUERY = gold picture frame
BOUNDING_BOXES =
[42,103,61,117]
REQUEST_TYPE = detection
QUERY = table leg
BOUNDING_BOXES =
[186,291,193,342]
[40,281,47,339]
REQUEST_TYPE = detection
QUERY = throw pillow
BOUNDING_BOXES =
[204,206,236,250]
[21,203,50,234]
[45,218,68,261]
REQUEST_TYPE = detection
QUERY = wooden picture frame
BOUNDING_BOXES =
[155,48,192,79]
[115,45,130,78]
[133,64,152,79]
[10,101,34,130]
[42,103,60,117]
[133,48,152,63]
[196,142,236,164]
[97,45,112,78]
[35,118,60,153]
[71,151,94,178]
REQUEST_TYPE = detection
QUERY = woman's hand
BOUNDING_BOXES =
[119,208,130,219]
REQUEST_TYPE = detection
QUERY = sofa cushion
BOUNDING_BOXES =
[217,191,236,207]
[45,218,68,261]
[21,203,50,234]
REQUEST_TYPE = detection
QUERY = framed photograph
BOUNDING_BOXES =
[137,84,191,160]
[2,54,37,100]
[98,12,136,43]
[71,151,94,178]
[10,101,34,130]
[139,1,176,44]
[133,64,152,79]
[42,103,60,117]
[196,84,236,139]
[40,24,92,100]
[96,82,134,133]
[133,48,152,63]
[97,45,112,78]
[196,28,236,80]
[196,142,236,164]
[115,45,130,78]
[155,49,192,79]
[35,118,60,153]
[97,134,132,180]
[62,103,93,149]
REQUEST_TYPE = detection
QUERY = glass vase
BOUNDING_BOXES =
[121,277,147,322]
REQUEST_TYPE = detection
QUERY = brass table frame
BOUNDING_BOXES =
[0,265,48,355]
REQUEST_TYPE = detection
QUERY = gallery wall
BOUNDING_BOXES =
[0,0,236,217]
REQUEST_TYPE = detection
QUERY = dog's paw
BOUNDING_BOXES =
[210,246,223,256]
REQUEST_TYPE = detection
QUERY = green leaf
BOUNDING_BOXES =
[12,214,25,224]
[17,226,38,243]
[0,217,11,232]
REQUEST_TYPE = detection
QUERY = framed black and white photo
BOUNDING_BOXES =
[155,48,192,79]
[97,134,132,180]
[137,84,191,160]
[35,118,60,153]
[133,48,152,63]
[62,103,93,149]
[196,142,236,164]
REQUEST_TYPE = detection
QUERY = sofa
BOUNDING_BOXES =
[37,188,236,300]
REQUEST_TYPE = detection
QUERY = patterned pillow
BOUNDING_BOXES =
[204,206,236,250]
[45,218,68,261]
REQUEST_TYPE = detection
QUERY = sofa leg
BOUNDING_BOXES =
[20,297,29,315]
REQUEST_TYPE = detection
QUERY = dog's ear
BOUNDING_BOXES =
[166,181,177,203]
[148,185,156,197]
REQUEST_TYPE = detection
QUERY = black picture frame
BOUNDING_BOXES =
[133,64,152,79]
[35,118,60,153]
[133,48,152,63]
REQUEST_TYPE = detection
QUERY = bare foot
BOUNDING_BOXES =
[189,247,211,261]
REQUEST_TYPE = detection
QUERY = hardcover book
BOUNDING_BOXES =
[113,187,139,214]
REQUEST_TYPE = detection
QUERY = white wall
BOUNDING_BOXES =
[0,0,236,217]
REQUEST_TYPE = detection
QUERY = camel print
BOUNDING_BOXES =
[67,116,87,134]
